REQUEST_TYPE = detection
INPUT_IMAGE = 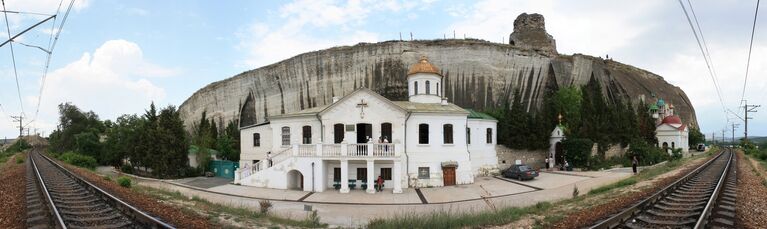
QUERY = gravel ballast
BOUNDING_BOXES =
[737,151,767,228]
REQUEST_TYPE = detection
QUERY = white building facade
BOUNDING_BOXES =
[656,115,689,154]
[235,56,498,193]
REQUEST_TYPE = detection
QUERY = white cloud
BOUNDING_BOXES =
[448,0,663,55]
[29,39,172,135]
[237,0,436,68]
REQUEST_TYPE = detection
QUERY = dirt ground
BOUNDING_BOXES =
[0,153,26,228]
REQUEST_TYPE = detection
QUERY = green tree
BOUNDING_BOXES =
[688,126,704,148]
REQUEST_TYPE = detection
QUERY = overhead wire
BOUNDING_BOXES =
[677,0,729,121]
[740,0,761,106]
[32,0,73,124]
[1,0,25,117]
[686,0,726,110]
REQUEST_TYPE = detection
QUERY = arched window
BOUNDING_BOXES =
[443,124,453,144]
[466,128,471,145]
[381,123,392,143]
[253,133,261,147]
[671,142,675,149]
[486,128,493,144]
[414,81,419,95]
[333,123,344,143]
[302,125,312,144]
[426,81,431,95]
[281,126,290,146]
[418,124,429,144]
[436,82,440,95]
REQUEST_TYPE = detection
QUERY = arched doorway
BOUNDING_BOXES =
[287,170,304,190]
[662,142,668,150]
[555,142,564,165]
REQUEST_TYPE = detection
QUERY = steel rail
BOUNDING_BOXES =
[694,149,733,228]
[35,150,176,229]
[589,150,727,229]
[29,152,67,228]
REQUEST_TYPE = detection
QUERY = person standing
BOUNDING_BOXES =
[545,157,550,170]
[266,151,272,167]
[376,175,384,192]
[632,156,638,174]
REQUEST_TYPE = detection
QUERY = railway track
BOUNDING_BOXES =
[590,149,737,229]
[25,148,174,229]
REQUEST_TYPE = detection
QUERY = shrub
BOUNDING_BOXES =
[305,210,321,227]
[16,156,24,164]
[121,164,134,174]
[562,138,593,167]
[117,176,131,188]
[5,139,31,153]
[259,199,273,214]
[58,152,98,169]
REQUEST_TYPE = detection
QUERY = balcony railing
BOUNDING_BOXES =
[290,143,401,158]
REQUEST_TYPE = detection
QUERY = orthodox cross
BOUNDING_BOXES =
[356,99,368,119]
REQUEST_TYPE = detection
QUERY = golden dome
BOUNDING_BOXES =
[407,56,441,76]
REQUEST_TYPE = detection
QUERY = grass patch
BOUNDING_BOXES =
[134,186,327,228]
[367,201,552,229]
[588,177,637,195]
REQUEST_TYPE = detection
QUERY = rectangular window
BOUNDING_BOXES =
[253,133,261,147]
[467,128,471,145]
[281,127,290,146]
[356,168,367,181]
[418,167,430,179]
[418,124,429,144]
[333,168,341,182]
[381,168,392,180]
[486,128,493,144]
[443,124,454,144]
[302,126,312,144]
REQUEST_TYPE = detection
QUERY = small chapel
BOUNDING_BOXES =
[234,56,499,193]
[649,98,689,154]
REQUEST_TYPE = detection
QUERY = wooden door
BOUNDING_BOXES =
[442,167,456,186]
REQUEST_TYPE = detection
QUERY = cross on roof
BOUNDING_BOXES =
[357,99,368,119]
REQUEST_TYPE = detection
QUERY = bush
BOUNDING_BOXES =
[5,139,31,153]
[562,138,593,167]
[58,152,98,169]
[117,176,131,188]
[121,164,134,174]
[259,199,273,214]
[15,156,24,164]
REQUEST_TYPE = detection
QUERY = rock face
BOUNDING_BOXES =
[509,13,557,56]
[178,14,698,132]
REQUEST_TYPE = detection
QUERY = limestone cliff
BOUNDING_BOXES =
[179,14,697,132]
[179,39,696,130]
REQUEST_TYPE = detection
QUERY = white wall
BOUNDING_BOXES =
[239,124,273,168]
[269,116,321,151]
[467,119,499,173]
[323,161,405,190]
[406,113,473,187]
[657,124,689,153]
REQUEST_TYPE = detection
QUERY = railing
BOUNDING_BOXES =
[372,144,395,157]
[296,144,315,156]
[323,144,342,156]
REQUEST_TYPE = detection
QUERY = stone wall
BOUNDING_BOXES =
[496,145,547,170]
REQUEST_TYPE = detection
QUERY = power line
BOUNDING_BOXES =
[1,0,25,117]
[33,0,74,123]
[686,0,724,101]
[741,0,761,106]
[677,0,728,117]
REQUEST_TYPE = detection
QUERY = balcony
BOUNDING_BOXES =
[291,143,401,158]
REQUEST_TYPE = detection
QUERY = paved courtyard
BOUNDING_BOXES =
[99,166,634,227]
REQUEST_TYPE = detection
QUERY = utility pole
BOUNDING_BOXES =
[742,100,760,141]
[731,123,740,144]
[721,129,726,144]
[712,132,715,145]
[10,115,23,137]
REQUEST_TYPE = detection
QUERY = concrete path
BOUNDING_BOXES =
[97,166,633,227]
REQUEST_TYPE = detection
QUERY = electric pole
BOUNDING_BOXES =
[742,100,760,141]
[10,115,23,137]
[731,123,740,143]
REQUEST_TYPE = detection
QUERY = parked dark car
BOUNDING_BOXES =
[503,164,539,181]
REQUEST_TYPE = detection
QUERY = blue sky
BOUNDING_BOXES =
[0,0,766,141]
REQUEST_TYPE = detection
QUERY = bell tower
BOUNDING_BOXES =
[407,56,443,103]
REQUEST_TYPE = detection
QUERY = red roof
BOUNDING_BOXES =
[661,115,682,125]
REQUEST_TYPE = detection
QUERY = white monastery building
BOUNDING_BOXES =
[235,56,498,193]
